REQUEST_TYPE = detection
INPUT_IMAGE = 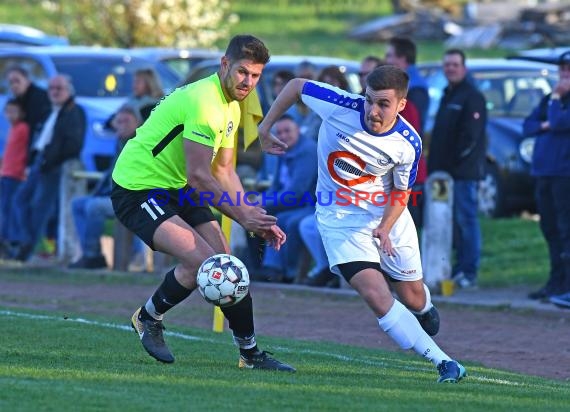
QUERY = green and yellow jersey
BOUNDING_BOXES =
[112,73,240,190]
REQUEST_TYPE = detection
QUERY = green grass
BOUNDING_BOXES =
[1,307,568,412]
[478,216,548,288]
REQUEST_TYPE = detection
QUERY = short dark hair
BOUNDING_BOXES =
[277,114,296,123]
[295,60,317,80]
[318,65,349,91]
[366,65,409,99]
[444,48,466,66]
[5,65,29,79]
[5,97,25,111]
[362,55,383,67]
[225,34,270,64]
[559,50,570,65]
[273,70,295,84]
[388,37,417,65]
[116,103,142,124]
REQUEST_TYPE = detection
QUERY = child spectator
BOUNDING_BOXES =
[0,99,30,258]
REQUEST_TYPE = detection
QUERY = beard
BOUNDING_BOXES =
[222,73,251,102]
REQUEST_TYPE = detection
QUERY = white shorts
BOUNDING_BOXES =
[315,208,423,282]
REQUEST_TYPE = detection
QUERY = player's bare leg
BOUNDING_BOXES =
[131,216,215,363]
[348,268,465,382]
[135,217,294,371]
[390,279,440,336]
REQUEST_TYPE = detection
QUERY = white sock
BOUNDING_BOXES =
[377,299,451,366]
[144,299,163,320]
[233,333,257,350]
[411,283,433,315]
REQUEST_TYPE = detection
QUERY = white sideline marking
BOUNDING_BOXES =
[0,309,208,342]
[0,309,535,387]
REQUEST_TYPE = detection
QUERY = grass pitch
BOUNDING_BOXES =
[1,308,568,412]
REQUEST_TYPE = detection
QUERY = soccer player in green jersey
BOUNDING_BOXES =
[111,34,295,371]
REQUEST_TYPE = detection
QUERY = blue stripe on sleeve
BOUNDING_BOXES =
[395,119,422,188]
[303,81,362,111]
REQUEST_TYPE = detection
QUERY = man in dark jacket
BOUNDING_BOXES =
[6,65,51,149]
[11,74,86,261]
[523,51,570,304]
[428,49,487,289]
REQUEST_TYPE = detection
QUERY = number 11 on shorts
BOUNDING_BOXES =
[141,198,166,220]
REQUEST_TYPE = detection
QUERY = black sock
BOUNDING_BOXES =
[221,293,254,336]
[240,346,260,358]
[139,305,153,321]
[221,293,258,354]
[144,268,192,320]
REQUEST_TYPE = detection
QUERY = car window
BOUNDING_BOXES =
[422,67,557,119]
[185,64,218,84]
[52,56,179,97]
[162,57,216,80]
[162,58,189,79]
[471,71,555,117]
[0,56,49,93]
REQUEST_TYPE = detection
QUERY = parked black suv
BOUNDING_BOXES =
[419,59,558,217]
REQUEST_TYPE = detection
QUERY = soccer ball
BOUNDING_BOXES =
[197,254,250,307]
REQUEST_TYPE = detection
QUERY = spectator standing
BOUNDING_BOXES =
[427,49,487,289]
[358,55,383,95]
[399,88,426,228]
[11,75,86,262]
[5,66,51,150]
[69,105,142,270]
[0,99,29,258]
[384,40,430,228]
[523,51,570,305]
[385,37,430,133]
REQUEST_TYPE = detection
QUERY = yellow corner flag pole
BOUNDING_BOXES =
[212,89,263,333]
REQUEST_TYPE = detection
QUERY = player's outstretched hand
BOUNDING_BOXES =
[258,126,288,155]
[372,226,394,256]
[241,206,278,232]
[257,225,287,251]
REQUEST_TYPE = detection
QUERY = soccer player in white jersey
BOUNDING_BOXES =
[258,65,466,383]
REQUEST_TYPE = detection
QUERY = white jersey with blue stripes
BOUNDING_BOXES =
[301,80,422,216]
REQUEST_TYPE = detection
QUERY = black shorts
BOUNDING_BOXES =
[337,261,382,283]
[111,182,216,250]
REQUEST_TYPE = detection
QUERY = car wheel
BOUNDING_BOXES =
[478,162,506,218]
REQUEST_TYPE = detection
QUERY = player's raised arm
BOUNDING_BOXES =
[258,78,307,154]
